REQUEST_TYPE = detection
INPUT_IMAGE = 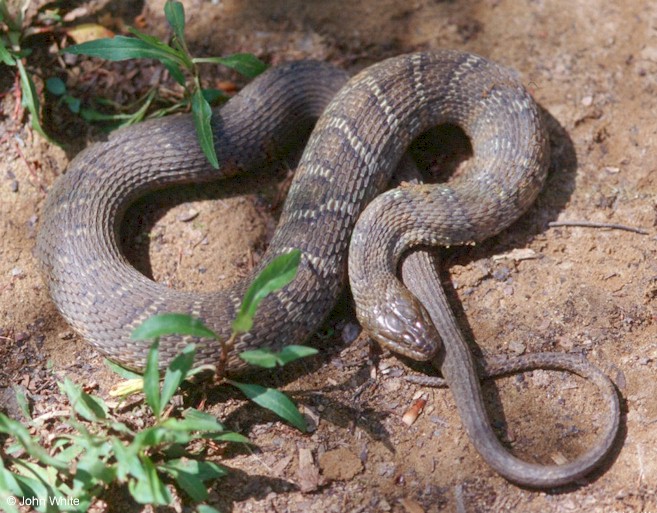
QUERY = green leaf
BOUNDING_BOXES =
[227,381,307,431]
[232,250,301,333]
[239,345,318,368]
[191,84,219,169]
[164,1,186,46]
[45,76,66,95]
[143,341,162,417]
[64,94,81,113]
[105,358,143,379]
[193,53,267,78]
[205,431,252,444]
[201,88,229,104]
[278,345,319,365]
[132,313,217,341]
[128,455,171,505]
[60,378,108,422]
[173,408,225,432]
[160,344,196,409]
[0,38,16,65]
[159,460,207,501]
[0,415,68,470]
[238,349,277,368]
[111,437,140,482]
[64,35,185,65]
[15,59,52,142]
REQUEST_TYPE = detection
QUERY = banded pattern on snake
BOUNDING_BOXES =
[36,50,619,488]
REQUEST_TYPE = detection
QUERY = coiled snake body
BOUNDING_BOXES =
[37,50,619,487]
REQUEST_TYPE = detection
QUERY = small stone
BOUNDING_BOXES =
[604,166,620,174]
[176,208,199,222]
[11,267,24,278]
[10,180,18,192]
[508,340,526,355]
[341,322,360,344]
[581,95,593,106]
[58,331,74,340]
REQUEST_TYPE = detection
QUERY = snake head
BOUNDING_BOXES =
[365,286,441,361]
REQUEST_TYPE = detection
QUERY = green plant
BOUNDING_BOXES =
[129,249,315,432]
[0,0,52,141]
[0,250,317,512]
[62,0,266,168]
[0,347,236,513]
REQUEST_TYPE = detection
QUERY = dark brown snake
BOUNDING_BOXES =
[36,50,619,487]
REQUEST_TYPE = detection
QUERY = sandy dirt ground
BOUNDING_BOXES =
[1,0,657,512]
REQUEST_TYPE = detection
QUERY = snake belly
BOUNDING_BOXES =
[36,50,548,372]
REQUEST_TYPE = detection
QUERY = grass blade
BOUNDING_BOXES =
[143,341,161,417]
[227,381,307,432]
[160,344,196,409]
[193,53,266,78]
[191,83,219,169]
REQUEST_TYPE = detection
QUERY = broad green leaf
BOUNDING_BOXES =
[45,76,66,95]
[143,341,162,417]
[193,53,267,78]
[165,408,225,432]
[227,381,307,431]
[160,344,196,409]
[74,447,116,487]
[232,250,301,333]
[128,455,171,505]
[0,39,16,65]
[60,378,108,422]
[277,345,319,365]
[133,425,193,447]
[159,460,207,501]
[127,26,192,68]
[164,1,186,47]
[111,437,141,482]
[191,84,219,169]
[239,345,318,368]
[238,349,278,368]
[132,313,217,340]
[64,35,184,65]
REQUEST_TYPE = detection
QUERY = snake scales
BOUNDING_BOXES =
[36,50,619,487]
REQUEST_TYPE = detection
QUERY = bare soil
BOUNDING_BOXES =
[1,0,656,512]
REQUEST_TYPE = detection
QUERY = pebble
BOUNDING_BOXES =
[176,208,199,222]
[11,267,24,278]
[341,322,360,344]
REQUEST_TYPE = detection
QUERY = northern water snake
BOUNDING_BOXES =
[36,50,619,487]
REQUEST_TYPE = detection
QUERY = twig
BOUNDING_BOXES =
[548,220,649,235]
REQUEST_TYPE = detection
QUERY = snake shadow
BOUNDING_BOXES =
[400,107,628,491]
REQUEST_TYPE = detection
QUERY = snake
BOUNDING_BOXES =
[36,50,619,487]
